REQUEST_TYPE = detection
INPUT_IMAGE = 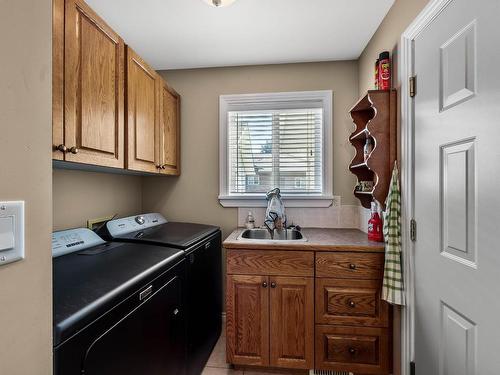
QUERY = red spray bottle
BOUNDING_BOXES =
[368,201,384,242]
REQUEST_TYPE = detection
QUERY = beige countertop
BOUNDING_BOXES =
[223,227,385,252]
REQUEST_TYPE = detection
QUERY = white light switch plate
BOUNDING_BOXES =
[0,201,24,265]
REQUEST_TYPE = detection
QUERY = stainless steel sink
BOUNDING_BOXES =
[237,228,307,242]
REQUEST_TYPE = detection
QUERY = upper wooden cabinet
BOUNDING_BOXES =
[55,0,125,167]
[52,0,180,175]
[159,82,181,175]
[126,47,160,173]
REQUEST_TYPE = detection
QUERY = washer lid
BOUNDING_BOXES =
[52,241,183,346]
[108,221,219,250]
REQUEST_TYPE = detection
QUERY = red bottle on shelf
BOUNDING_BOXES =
[368,201,384,242]
[378,51,391,90]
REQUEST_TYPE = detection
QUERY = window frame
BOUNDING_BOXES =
[219,90,334,208]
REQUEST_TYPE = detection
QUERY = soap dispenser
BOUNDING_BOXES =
[245,211,255,229]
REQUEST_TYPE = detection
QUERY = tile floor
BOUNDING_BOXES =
[202,330,279,375]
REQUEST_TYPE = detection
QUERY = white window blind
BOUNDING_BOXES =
[228,108,324,195]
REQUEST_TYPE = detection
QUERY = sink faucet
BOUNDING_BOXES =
[264,188,286,238]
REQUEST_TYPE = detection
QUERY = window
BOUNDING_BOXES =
[219,91,333,207]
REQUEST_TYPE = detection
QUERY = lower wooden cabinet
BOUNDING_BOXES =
[225,249,391,374]
[270,276,314,369]
[315,325,391,375]
[226,274,314,370]
[226,275,269,366]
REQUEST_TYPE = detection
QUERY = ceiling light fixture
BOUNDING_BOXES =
[203,0,237,7]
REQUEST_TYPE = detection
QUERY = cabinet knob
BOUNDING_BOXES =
[348,300,356,308]
[69,146,79,154]
[349,263,357,270]
[161,164,166,170]
[55,144,67,153]
[262,282,268,288]
[348,347,357,355]
[270,282,277,288]
[156,164,162,169]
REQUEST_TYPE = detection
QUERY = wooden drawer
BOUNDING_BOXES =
[316,252,384,279]
[227,250,314,277]
[316,278,389,327]
[315,325,391,374]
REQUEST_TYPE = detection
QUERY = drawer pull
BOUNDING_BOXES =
[262,282,268,288]
[270,282,277,288]
[349,263,357,270]
[348,300,356,308]
[348,347,357,355]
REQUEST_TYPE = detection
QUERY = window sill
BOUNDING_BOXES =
[218,195,339,208]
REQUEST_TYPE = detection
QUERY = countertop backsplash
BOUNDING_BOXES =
[238,205,370,233]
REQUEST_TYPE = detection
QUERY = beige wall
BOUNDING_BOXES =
[53,170,143,230]
[358,0,430,95]
[143,61,359,237]
[0,0,52,373]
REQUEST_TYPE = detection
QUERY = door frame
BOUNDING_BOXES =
[399,1,455,374]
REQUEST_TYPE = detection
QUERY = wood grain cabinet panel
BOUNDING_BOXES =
[270,277,314,369]
[316,278,389,327]
[159,82,180,175]
[226,275,269,367]
[64,0,124,167]
[126,47,160,173]
[316,252,384,279]
[52,0,64,160]
[227,250,314,277]
[315,325,391,374]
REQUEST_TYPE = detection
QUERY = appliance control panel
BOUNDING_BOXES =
[0,201,24,266]
[106,213,168,237]
[52,228,106,258]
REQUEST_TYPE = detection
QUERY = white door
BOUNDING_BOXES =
[413,0,500,374]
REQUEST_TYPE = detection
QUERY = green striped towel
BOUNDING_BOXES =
[382,164,405,305]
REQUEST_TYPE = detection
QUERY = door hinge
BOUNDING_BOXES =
[409,76,417,97]
[410,219,417,242]
[410,361,416,375]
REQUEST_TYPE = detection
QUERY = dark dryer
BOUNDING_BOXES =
[99,213,222,375]
[52,228,187,375]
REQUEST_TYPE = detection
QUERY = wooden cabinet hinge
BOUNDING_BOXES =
[409,76,417,98]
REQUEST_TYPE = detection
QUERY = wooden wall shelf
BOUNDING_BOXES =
[349,90,397,209]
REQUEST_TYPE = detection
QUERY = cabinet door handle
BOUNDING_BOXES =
[55,144,67,153]
[262,282,268,288]
[348,300,356,308]
[349,263,357,270]
[270,282,277,288]
[69,146,79,154]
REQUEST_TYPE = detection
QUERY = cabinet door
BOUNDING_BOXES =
[126,47,159,173]
[64,0,125,167]
[270,276,314,369]
[52,0,64,160]
[159,82,180,175]
[226,275,269,367]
